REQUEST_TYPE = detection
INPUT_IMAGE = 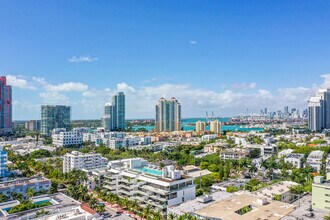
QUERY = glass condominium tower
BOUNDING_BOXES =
[155,97,181,132]
[102,92,125,131]
[308,89,330,131]
[41,105,71,135]
[0,76,12,136]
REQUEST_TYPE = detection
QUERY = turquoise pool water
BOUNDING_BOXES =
[2,199,51,212]
[136,167,162,176]
[34,199,50,205]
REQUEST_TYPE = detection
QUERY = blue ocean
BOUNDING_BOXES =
[132,117,263,132]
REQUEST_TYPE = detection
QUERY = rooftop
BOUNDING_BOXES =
[252,181,298,198]
[0,176,50,189]
[286,153,304,159]
[308,150,324,158]
[194,193,296,220]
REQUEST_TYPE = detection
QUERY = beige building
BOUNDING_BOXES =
[193,193,295,220]
[312,173,330,211]
[195,120,206,133]
[210,120,221,134]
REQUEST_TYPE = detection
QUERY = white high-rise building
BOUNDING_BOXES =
[195,120,206,133]
[63,151,109,173]
[210,120,221,134]
[308,89,330,131]
[155,97,181,132]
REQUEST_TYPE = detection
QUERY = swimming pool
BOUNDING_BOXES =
[34,199,50,205]
[136,167,162,176]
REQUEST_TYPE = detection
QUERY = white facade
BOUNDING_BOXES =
[201,134,217,142]
[0,177,51,198]
[102,158,195,216]
[252,181,298,203]
[52,130,83,147]
[63,151,109,173]
[219,148,249,160]
[278,149,294,158]
[307,150,324,172]
[285,153,304,168]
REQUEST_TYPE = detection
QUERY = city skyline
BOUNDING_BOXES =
[2,1,330,119]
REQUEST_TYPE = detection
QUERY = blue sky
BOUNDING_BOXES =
[1,1,330,119]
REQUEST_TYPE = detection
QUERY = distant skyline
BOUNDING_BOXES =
[1,1,330,120]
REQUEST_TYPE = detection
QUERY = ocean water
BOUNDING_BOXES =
[132,118,263,132]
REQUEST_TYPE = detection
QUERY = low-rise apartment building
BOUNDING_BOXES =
[278,149,294,158]
[219,148,249,160]
[285,153,304,168]
[307,150,324,172]
[63,151,108,173]
[312,173,330,211]
[102,158,196,216]
[52,129,83,147]
[252,181,298,203]
[0,176,51,199]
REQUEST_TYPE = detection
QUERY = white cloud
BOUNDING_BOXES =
[189,40,197,45]
[10,73,330,119]
[144,77,158,83]
[117,82,135,92]
[231,82,257,89]
[39,92,69,104]
[67,56,98,63]
[33,77,88,92]
[6,75,36,90]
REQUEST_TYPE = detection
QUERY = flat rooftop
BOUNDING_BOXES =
[252,181,298,198]
[194,193,296,220]
[0,177,50,189]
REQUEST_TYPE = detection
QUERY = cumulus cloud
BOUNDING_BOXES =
[9,73,330,119]
[189,40,197,45]
[6,75,36,90]
[33,77,88,92]
[117,82,135,92]
[231,82,257,89]
[320,74,330,88]
[39,92,69,104]
[67,56,98,63]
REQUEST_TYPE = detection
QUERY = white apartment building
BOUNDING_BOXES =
[201,134,218,142]
[102,158,196,216]
[278,149,294,158]
[52,129,83,147]
[252,181,298,203]
[285,153,304,168]
[0,177,51,199]
[63,151,109,173]
[326,154,330,172]
[307,150,324,172]
[219,148,249,160]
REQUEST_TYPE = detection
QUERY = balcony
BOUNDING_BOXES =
[103,185,116,191]
[141,185,169,195]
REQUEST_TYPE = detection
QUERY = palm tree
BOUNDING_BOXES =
[11,192,24,202]
[143,204,152,219]
[167,213,176,220]
[88,197,99,210]
[248,164,258,176]
[26,188,36,198]
[152,211,161,220]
